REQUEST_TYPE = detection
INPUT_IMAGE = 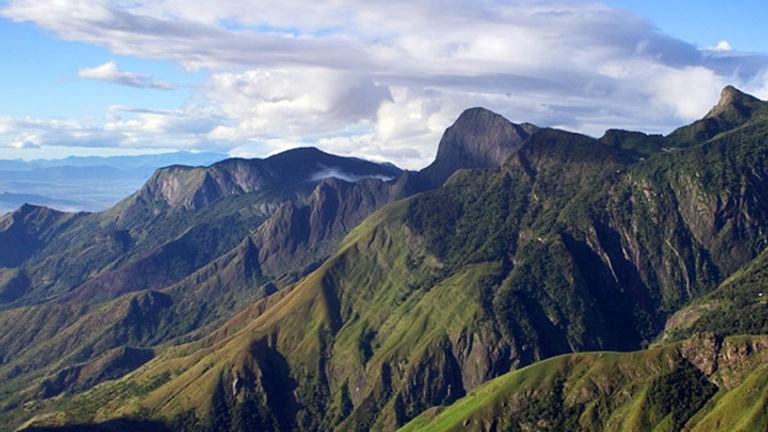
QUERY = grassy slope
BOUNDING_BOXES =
[0,133,716,426]
[9,97,768,430]
[0,235,275,411]
[14,116,768,430]
[400,336,768,432]
[14,200,484,429]
[0,176,393,414]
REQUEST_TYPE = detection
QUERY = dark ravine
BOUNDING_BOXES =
[3,87,768,431]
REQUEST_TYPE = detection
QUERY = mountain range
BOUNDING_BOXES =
[2,86,768,431]
[0,152,227,213]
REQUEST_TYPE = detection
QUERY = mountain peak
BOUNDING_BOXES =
[720,85,743,102]
[419,107,536,186]
[666,86,766,146]
[14,203,59,218]
[264,146,327,162]
[453,106,507,123]
[705,85,763,119]
[114,147,402,217]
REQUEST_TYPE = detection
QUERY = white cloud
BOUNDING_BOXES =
[205,67,390,141]
[747,70,768,100]
[0,118,11,135]
[0,116,128,150]
[0,107,227,153]
[78,61,173,89]
[309,168,395,183]
[714,40,733,52]
[2,0,768,167]
[646,65,727,119]
[9,139,41,149]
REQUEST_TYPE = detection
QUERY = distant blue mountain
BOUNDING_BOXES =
[0,151,227,170]
[0,192,83,214]
[29,151,227,169]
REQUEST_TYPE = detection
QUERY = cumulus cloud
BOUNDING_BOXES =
[205,67,390,140]
[2,0,768,168]
[78,61,173,89]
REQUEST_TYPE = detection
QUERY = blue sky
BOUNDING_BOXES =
[0,0,767,168]
[0,20,197,119]
[607,0,768,53]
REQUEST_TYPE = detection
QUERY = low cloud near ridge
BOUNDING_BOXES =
[309,167,396,183]
[2,0,768,169]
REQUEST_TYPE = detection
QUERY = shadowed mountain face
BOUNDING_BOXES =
[3,87,768,432]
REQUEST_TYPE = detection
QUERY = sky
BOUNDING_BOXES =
[0,1,767,169]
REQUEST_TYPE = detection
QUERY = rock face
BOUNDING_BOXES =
[251,177,401,279]
[706,85,763,120]
[680,332,721,375]
[678,333,768,389]
[419,107,536,186]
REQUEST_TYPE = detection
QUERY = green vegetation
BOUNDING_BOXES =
[664,247,768,340]
[5,88,768,431]
[599,129,665,158]
[400,336,765,432]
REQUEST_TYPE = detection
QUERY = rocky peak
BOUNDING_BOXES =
[420,107,536,186]
[666,86,766,147]
[719,85,744,104]
[705,85,763,120]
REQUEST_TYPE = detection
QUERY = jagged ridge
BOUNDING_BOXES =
[5,86,768,432]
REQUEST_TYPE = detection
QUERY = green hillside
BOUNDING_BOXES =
[663,246,768,341]
[400,335,768,432]
[4,87,768,431]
